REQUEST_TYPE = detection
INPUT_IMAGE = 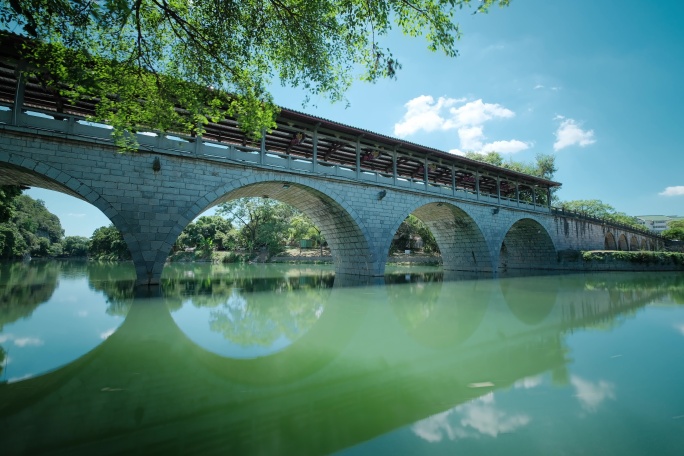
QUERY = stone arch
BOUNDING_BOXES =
[498,218,556,272]
[385,201,492,272]
[630,235,639,251]
[604,232,617,250]
[164,177,376,278]
[641,239,648,251]
[0,159,140,264]
[618,233,628,251]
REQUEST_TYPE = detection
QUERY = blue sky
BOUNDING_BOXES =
[28,0,684,237]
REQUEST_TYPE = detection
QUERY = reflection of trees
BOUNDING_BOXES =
[388,273,491,348]
[0,262,59,330]
[85,262,136,316]
[208,287,327,348]
[386,272,443,329]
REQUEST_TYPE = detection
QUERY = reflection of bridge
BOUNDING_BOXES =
[0,38,661,285]
[0,274,666,455]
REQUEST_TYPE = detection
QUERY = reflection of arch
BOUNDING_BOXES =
[498,218,556,271]
[649,240,654,251]
[641,239,648,251]
[618,234,628,251]
[630,235,639,251]
[390,276,493,348]
[501,276,558,325]
[604,232,617,250]
[387,202,492,272]
[164,179,375,277]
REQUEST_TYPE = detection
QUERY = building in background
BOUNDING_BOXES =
[635,215,684,233]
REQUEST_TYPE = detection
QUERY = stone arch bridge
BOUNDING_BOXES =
[0,56,662,285]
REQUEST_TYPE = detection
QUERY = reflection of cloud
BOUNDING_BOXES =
[0,334,13,343]
[77,310,89,317]
[13,337,44,347]
[100,328,116,340]
[571,375,615,411]
[412,393,530,442]
[676,324,684,335]
[514,375,543,389]
[8,373,33,383]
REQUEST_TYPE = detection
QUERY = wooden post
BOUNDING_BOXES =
[475,170,480,200]
[451,165,456,196]
[392,147,398,186]
[12,65,25,126]
[355,137,361,180]
[516,183,520,207]
[497,176,501,205]
[312,125,319,173]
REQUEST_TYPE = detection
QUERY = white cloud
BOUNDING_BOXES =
[534,84,545,89]
[412,393,530,442]
[13,337,44,347]
[553,118,596,151]
[659,186,684,197]
[393,95,462,137]
[395,96,529,155]
[67,213,86,217]
[571,375,615,412]
[481,140,531,154]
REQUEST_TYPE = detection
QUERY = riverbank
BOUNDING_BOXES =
[167,248,442,265]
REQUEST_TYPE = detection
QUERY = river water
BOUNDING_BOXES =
[1,260,683,455]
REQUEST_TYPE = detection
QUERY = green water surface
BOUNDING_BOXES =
[1,261,683,455]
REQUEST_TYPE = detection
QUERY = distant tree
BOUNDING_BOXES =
[662,220,684,241]
[392,215,439,254]
[89,225,131,260]
[560,199,642,229]
[464,152,557,205]
[217,199,293,255]
[176,216,233,251]
[0,185,22,223]
[0,194,64,258]
[62,236,90,257]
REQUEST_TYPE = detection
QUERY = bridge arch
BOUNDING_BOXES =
[384,201,492,272]
[630,235,639,251]
[618,233,628,251]
[164,176,376,277]
[498,218,556,272]
[605,232,617,250]
[0,159,141,264]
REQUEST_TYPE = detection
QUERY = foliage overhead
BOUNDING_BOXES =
[0,0,509,148]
